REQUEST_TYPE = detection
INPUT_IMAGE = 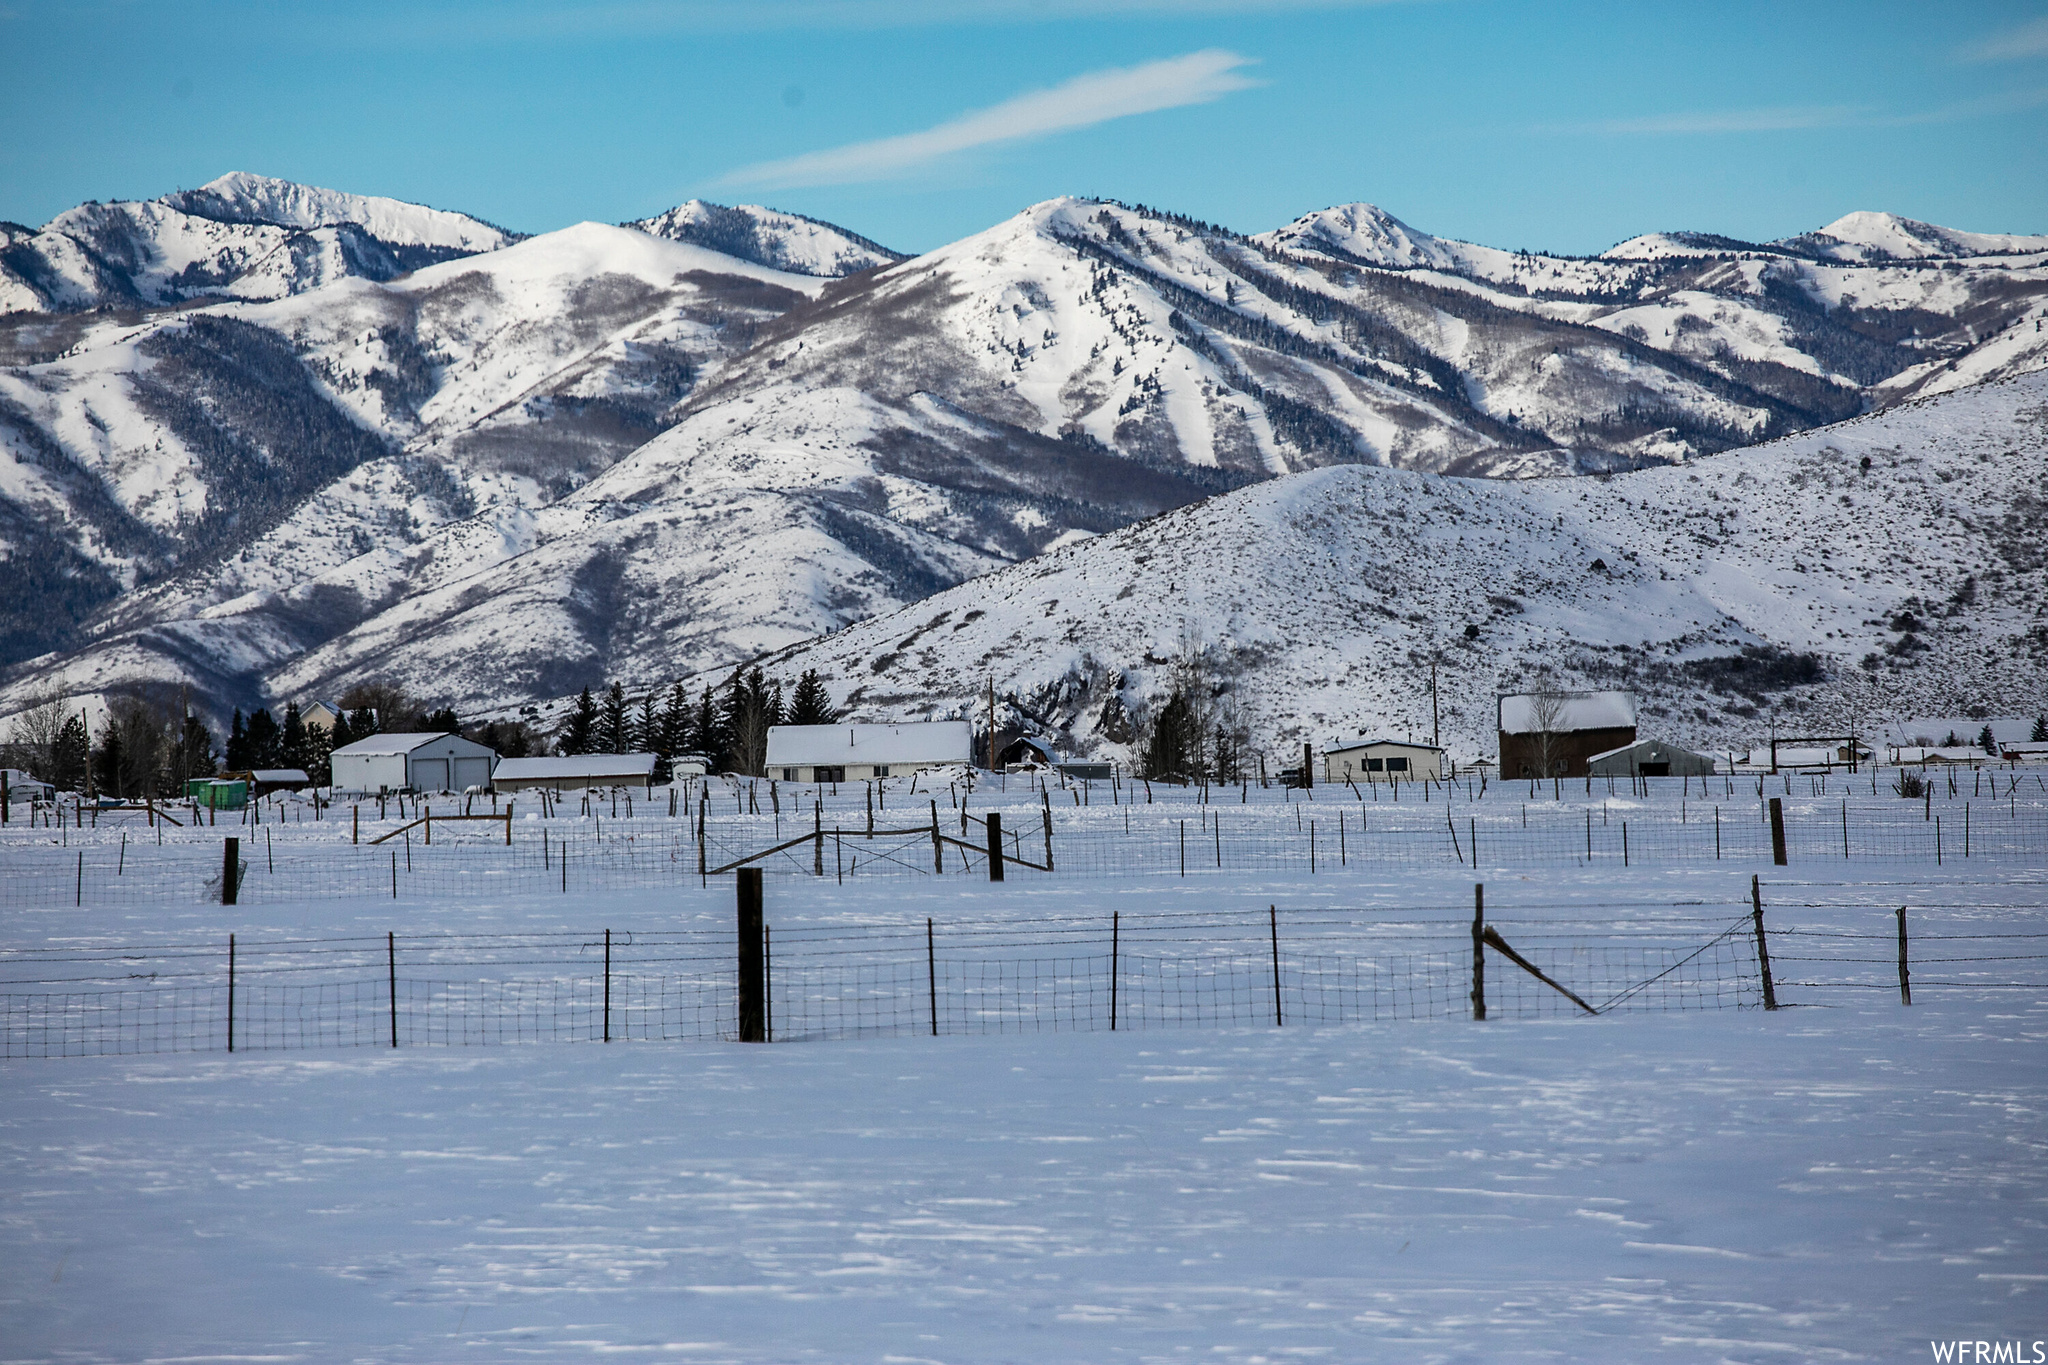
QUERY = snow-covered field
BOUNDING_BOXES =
[4,784,2045,1362]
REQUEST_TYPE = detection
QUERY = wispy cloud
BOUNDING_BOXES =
[1537,87,2048,136]
[716,50,1260,190]
[1957,15,2048,63]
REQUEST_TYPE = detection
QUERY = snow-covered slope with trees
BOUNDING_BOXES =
[747,370,2048,765]
[627,200,905,278]
[0,173,519,314]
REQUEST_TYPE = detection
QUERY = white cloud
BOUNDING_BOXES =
[1958,15,2048,62]
[716,49,1260,190]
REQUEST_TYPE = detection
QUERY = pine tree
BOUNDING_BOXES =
[226,709,249,771]
[422,706,460,734]
[93,724,126,798]
[347,704,377,739]
[280,702,310,773]
[170,714,215,788]
[1980,724,1999,756]
[53,715,88,792]
[1141,691,1196,781]
[634,694,659,754]
[329,708,355,754]
[693,686,721,769]
[243,708,281,770]
[560,688,598,755]
[2034,715,2047,743]
[659,682,692,759]
[787,670,836,725]
[599,681,629,754]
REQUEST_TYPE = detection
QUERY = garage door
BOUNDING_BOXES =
[454,757,492,791]
[412,758,450,792]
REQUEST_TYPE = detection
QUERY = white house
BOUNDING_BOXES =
[1323,738,1445,783]
[329,732,498,794]
[491,753,658,793]
[766,721,972,783]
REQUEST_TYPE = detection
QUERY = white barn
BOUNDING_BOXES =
[1323,738,1445,783]
[1585,739,1717,778]
[491,753,658,793]
[330,732,498,794]
[766,722,972,783]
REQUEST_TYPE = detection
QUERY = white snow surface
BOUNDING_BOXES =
[630,198,904,277]
[4,843,2046,1363]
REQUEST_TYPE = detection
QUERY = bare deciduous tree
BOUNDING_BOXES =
[1526,677,1569,779]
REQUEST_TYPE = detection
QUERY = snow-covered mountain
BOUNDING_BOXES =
[1,177,2044,733]
[747,370,2048,763]
[0,173,520,314]
[627,200,905,278]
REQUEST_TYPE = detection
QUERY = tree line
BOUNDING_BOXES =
[557,668,836,778]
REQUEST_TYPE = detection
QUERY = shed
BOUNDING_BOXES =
[670,753,711,778]
[1057,762,1115,782]
[1585,739,1716,778]
[329,732,498,794]
[232,767,311,796]
[1323,739,1445,783]
[766,721,972,783]
[999,736,1057,770]
[1498,690,1637,778]
[491,753,658,793]
[1,768,54,805]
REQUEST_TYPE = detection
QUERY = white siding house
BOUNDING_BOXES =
[1323,739,1445,783]
[766,722,972,783]
[330,732,498,794]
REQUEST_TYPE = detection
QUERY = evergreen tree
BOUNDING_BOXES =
[328,708,356,754]
[1140,691,1197,781]
[693,686,721,769]
[422,706,460,734]
[2034,715,2047,743]
[1980,723,1999,756]
[92,723,126,798]
[658,682,692,759]
[225,709,249,771]
[634,694,659,754]
[52,715,88,791]
[560,688,598,755]
[243,708,282,770]
[169,714,215,788]
[599,681,629,753]
[787,669,836,725]
[280,702,311,773]
[347,704,377,739]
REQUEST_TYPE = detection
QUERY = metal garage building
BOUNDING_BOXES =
[330,732,498,795]
[490,753,658,793]
[1585,739,1717,778]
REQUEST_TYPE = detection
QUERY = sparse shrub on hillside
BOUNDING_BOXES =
[1894,770,1927,799]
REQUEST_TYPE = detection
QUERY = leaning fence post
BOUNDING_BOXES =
[1471,883,1486,1021]
[1269,905,1283,1027]
[1896,906,1912,1006]
[227,933,236,1054]
[736,869,765,1042]
[1768,797,1787,866]
[387,931,398,1047]
[1750,875,1778,1010]
[986,812,1005,882]
[222,837,240,906]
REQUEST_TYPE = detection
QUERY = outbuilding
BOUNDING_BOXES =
[227,767,311,796]
[1322,738,1445,783]
[1585,739,1717,778]
[999,736,1057,770]
[1498,690,1637,778]
[329,732,498,795]
[490,753,658,793]
[767,721,972,783]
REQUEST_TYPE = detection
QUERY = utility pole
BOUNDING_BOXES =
[1431,661,1440,749]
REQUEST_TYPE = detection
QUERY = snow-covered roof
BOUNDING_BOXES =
[249,769,310,782]
[1498,691,1637,735]
[494,754,658,781]
[766,722,973,768]
[1584,739,1708,764]
[1326,737,1444,753]
[330,732,451,756]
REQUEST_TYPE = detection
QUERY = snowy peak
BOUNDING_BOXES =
[158,172,520,253]
[1257,202,1461,270]
[1775,210,2048,262]
[627,199,904,278]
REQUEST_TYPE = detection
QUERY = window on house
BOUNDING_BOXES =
[874,766,891,778]
[1387,757,1410,772]
[1367,759,1384,772]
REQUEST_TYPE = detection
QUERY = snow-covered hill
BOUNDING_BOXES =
[2,178,2044,731]
[744,370,2048,764]
[0,173,519,314]
[627,200,904,278]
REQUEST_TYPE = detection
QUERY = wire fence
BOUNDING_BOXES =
[0,796,2043,909]
[18,886,2039,1058]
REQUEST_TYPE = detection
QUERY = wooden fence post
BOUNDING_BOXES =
[1041,790,1054,871]
[1471,883,1486,1021]
[1768,797,1787,866]
[930,799,943,873]
[222,837,239,906]
[1750,875,1778,1010]
[736,868,765,1042]
[986,812,1005,882]
[1896,906,1912,1006]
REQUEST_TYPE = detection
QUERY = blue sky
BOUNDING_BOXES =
[4,0,2046,255]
